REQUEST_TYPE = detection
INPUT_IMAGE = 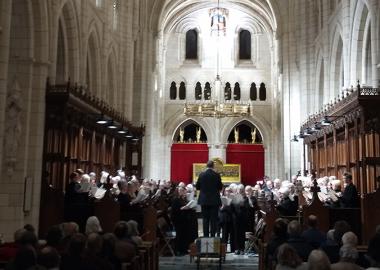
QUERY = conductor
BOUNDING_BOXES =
[196,160,223,237]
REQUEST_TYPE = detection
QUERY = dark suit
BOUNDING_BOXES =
[341,183,359,208]
[196,168,223,237]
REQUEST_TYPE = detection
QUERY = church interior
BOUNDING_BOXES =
[0,0,379,269]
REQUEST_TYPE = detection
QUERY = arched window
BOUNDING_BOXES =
[186,29,198,60]
[239,30,251,60]
[233,82,241,100]
[250,83,257,100]
[56,19,66,84]
[169,81,177,100]
[195,82,202,100]
[179,81,186,100]
[204,82,211,100]
[259,83,266,101]
[113,0,119,30]
[224,82,231,100]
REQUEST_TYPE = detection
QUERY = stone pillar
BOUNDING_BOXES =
[0,0,12,182]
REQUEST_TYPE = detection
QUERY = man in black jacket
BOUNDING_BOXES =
[196,160,223,237]
[341,172,359,208]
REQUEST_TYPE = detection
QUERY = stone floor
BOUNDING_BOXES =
[159,254,259,270]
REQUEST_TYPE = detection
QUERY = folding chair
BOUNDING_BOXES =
[157,217,176,256]
[244,214,266,255]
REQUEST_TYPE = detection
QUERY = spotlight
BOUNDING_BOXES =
[304,128,312,136]
[124,133,133,138]
[107,121,118,129]
[96,115,107,124]
[117,126,127,134]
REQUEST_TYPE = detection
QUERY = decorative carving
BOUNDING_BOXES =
[4,80,22,174]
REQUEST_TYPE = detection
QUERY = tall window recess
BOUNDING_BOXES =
[239,30,251,60]
[224,82,231,100]
[113,0,119,30]
[170,82,177,100]
[259,83,266,101]
[185,29,198,60]
[179,82,186,100]
[250,83,257,100]
[195,82,202,100]
[204,82,211,100]
[233,83,241,100]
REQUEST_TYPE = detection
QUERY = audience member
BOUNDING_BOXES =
[366,234,380,270]
[276,243,307,270]
[267,218,289,264]
[307,249,331,270]
[287,220,313,261]
[331,245,363,270]
[302,215,326,248]
[85,216,103,235]
[37,246,60,270]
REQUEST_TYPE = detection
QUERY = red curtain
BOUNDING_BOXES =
[226,144,264,186]
[171,143,209,184]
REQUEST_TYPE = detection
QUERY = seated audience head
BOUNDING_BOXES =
[307,249,331,270]
[273,218,288,238]
[341,231,358,247]
[62,222,79,238]
[307,215,318,228]
[288,220,302,238]
[14,245,37,270]
[85,216,102,235]
[127,220,140,237]
[86,233,103,254]
[367,233,380,267]
[376,225,380,235]
[14,228,27,243]
[326,229,336,245]
[46,225,63,247]
[339,245,358,263]
[277,243,303,268]
[238,184,245,194]
[23,224,36,233]
[38,246,60,269]
[68,233,86,255]
[19,230,38,248]
[333,220,351,245]
[102,233,116,256]
[114,221,129,239]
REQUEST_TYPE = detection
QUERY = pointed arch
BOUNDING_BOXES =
[56,0,80,82]
[106,48,117,106]
[330,26,344,97]
[172,119,208,143]
[86,28,101,95]
[351,1,369,84]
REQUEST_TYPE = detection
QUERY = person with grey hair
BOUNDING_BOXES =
[330,245,363,270]
[85,216,103,235]
[287,220,313,261]
[307,249,331,270]
[277,187,298,216]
